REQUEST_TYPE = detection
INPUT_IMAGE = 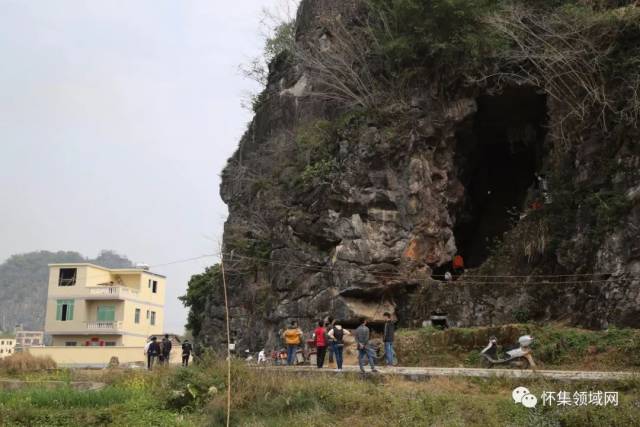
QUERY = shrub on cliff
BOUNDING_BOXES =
[368,0,502,71]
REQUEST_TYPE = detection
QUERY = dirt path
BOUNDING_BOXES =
[267,365,638,381]
[0,379,106,391]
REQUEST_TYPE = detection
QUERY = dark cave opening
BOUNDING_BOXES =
[454,87,549,269]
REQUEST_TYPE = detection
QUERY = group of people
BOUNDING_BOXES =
[281,312,396,373]
[143,334,194,370]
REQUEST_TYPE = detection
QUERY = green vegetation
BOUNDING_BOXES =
[293,119,340,188]
[295,119,337,161]
[241,3,296,112]
[295,119,334,144]
[0,369,193,426]
[584,190,634,240]
[0,357,638,426]
[368,0,503,73]
[179,265,222,337]
[226,234,273,262]
[300,159,337,187]
[395,324,640,370]
[263,20,295,64]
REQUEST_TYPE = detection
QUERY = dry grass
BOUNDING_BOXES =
[384,376,484,396]
[0,352,56,374]
[396,324,640,371]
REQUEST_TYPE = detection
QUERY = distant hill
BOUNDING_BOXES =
[0,250,133,331]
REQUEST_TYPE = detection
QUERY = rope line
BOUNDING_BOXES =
[219,252,637,284]
[47,251,636,286]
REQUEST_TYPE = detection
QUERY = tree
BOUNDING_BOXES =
[179,265,222,337]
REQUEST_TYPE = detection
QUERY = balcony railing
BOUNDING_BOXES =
[86,321,122,330]
[88,286,139,298]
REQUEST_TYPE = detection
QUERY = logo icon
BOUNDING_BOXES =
[512,386,538,408]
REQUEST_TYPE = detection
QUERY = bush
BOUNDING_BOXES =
[295,120,337,160]
[0,352,56,374]
[512,308,531,323]
[300,159,337,187]
[368,0,503,72]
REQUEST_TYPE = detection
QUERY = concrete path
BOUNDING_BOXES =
[266,365,638,382]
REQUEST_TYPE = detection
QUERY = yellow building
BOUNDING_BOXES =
[0,336,15,359]
[44,263,166,347]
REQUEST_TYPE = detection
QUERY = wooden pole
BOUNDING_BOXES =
[220,256,232,427]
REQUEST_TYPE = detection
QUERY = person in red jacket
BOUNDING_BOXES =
[313,320,328,368]
[452,255,465,277]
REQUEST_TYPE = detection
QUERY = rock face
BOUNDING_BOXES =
[197,0,640,351]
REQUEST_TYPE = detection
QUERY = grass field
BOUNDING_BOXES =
[1,324,639,426]
[1,359,638,426]
[395,324,640,371]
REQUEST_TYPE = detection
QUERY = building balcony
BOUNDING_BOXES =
[86,321,123,331]
[88,286,139,299]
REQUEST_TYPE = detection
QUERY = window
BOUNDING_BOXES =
[1,350,3,354]
[146,310,150,319]
[105,341,116,346]
[148,279,152,289]
[65,341,77,346]
[1,341,3,345]
[97,305,115,321]
[7,350,10,354]
[134,308,141,324]
[152,280,158,293]
[58,268,77,286]
[56,299,74,321]
[150,311,156,325]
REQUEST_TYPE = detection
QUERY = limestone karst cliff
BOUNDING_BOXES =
[187,0,640,351]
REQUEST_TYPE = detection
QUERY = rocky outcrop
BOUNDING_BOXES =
[196,0,640,351]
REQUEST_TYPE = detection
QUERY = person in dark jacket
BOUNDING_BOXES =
[325,317,335,366]
[145,336,161,370]
[181,340,193,367]
[383,312,396,366]
[355,318,377,373]
[161,334,172,364]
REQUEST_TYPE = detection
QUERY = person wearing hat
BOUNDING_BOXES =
[144,336,161,370]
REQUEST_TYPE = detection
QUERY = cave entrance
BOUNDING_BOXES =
[454,87,548,268]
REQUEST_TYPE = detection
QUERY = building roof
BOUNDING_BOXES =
[48,263,166,278]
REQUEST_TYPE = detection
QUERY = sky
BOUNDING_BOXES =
[0,0,297,333]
